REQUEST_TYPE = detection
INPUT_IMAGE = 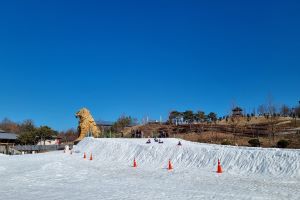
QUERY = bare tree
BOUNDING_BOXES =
[257,104,266,116]
[266,95,278,143]
[280,105,290,117]
[0,118,20,133]
[228,115,241,145]
[295,103,300,118]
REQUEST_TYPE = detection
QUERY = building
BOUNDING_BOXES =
[0,129,17,143]
[97,121,114,133]
[36,136,62,146]
[0,129,18,154]
[232,107,243,117]
[97,121,138,133]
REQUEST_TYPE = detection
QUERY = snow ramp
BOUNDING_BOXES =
[74,138,300,178]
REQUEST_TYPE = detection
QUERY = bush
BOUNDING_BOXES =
[248,139,261,147]
[221,140,232,145]
[277,140,290,148]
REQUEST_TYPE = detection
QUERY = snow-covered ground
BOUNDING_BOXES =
[0,138,299,200]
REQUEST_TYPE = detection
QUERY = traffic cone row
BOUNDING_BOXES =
[130,158,223,173]
[81,153,223,173]
[83,152,93,160]
[131,158,174,170]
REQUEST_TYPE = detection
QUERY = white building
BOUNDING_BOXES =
[37,136,61,146]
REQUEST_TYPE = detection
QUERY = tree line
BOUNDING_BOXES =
[0,118,77,145]
[168,101,300,125]
[256,104,300,118]
[168,110,218,125]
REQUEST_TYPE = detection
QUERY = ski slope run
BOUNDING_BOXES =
[75,138,300,177]
[0,138,299,200]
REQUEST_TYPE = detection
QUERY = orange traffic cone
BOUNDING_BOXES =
[83,152,86,159]
[133,158,137,168]
[168,159,173,170]
[217,159,223,173]
[90,153,93,161]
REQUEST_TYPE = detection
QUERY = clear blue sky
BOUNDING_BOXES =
[0,0,299,131]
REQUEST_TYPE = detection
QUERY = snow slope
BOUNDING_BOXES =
[75,138,300,177]
[0,138,299,200]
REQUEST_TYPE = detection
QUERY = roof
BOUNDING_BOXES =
[0,132,18,140]
[232,107,243,112]
[97,121,114,126]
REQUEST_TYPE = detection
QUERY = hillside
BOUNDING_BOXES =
[123,117,300,148]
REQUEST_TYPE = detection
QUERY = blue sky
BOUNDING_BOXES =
[0,0,299,131]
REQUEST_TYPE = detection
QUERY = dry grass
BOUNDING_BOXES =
[175,131,300,148]
[218,116,293,126]
[123,117,300,149]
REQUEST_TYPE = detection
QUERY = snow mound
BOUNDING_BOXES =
[75,138,300,177]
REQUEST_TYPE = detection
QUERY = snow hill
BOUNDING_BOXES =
[1,138,300,200]
[74,138,300,178]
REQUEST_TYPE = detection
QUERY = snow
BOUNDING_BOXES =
[0,138,299,200]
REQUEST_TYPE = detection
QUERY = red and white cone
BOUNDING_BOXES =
[217,159,223,174]
[168,159,173,170]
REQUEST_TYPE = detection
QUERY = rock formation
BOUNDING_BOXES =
[75,108,101,141]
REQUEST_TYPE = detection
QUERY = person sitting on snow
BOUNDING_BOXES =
[158,139,164,144]
[146,139,151,144]
[178,141,182,146]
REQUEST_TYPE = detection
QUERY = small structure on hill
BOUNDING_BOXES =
[232,107,243,117]
[75,108,101,141]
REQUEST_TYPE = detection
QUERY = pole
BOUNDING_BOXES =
[293,108,297,127]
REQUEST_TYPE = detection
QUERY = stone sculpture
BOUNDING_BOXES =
[75,108,101,141]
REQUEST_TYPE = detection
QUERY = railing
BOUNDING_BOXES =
[14,144,71,152]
